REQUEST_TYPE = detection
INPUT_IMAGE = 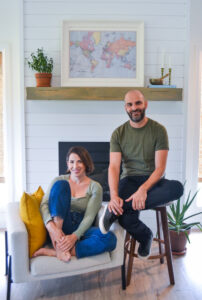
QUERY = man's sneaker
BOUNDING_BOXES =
[99,205,117,234]
[137,232,153,260]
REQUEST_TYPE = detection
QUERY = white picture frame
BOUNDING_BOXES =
[61,21,144,87]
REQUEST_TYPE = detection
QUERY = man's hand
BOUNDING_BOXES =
[57,233,78,251]
[108,196,124,215]
[125,186,147,210]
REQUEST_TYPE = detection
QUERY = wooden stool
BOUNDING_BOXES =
[124,205,175,286]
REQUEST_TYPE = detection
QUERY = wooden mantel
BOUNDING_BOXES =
[26,87,183,101]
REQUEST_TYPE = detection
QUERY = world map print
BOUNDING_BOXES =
[69,31,136,78]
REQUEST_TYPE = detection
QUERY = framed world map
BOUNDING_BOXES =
[61,21,144,87]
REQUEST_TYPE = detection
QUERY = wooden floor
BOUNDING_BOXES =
[0,231,202,300]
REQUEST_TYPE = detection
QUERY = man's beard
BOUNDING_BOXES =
[127,109,145,123]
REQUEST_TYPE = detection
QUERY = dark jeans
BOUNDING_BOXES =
[117,176,184,243]
[48,180,117,258]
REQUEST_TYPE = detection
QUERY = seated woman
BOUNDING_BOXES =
[33,146,117,262]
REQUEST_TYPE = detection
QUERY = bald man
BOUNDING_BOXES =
[99,89,183,259]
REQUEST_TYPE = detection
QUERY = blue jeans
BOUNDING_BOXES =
[48,180,117,258]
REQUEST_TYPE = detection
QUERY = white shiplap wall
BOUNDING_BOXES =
[24,0,187,194]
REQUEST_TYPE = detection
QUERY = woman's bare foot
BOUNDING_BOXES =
[33,247,71,262]
[56,248,71,262]
[33,247,56,257]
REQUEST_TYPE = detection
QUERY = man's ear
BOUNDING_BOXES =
[145,100,148,109]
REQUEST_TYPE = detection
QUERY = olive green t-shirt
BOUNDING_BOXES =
[110,118,169,178]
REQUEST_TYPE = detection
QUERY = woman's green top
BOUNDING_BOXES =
[40,174,103,239]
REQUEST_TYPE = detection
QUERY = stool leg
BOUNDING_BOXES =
[126,237,136,286]
[124,232,130,264]
[161,207,175,285]
[121,263,126,290]
[122,231,131,289]
[156,210,164,264]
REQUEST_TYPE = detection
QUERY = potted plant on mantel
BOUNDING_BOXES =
[167,188,202,255]
[27,48,53,87]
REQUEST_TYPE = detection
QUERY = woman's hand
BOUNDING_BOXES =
[57,233,78,251]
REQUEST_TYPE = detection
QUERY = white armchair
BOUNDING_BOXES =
[6,202,126,300]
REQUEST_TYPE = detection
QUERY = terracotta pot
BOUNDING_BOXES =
[35,73,52,87]
[169,228,191,255]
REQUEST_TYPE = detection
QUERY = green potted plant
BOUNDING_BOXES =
[167,187,202,255]
[27,48,53,87]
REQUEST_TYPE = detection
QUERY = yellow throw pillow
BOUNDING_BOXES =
[33,186,45,205]
[20,186,47,258]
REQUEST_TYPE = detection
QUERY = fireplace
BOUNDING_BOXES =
[58,142,110,201]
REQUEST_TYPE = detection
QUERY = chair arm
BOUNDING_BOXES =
[6,202,30,283]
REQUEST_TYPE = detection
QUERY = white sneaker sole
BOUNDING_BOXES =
[99,205,108,234]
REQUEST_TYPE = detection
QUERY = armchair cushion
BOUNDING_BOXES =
[19,186,47,258]
[31,252,111,276]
